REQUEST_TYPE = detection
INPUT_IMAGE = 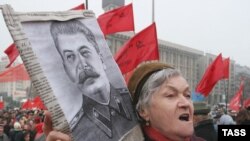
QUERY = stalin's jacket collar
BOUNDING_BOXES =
[70,85,132,138]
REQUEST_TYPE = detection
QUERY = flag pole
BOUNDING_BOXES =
[241,78,245,108]
[152,0,155,23]
[85,0,88,10]
[225,62,230,114]
[225,80,229,114]
[131,0,136,35]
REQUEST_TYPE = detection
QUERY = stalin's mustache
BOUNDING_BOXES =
[78,66,100,84]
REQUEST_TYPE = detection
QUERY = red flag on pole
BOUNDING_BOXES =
[71,3,85,10]
[4,43,19,68]
[115,22,159,74]
[229,80,244,111]
[97,3,134,35]
[195,53,224,96]
[0,101,4,110]
[223,57,230,79]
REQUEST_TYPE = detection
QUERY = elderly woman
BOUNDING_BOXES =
[127,62,205,141]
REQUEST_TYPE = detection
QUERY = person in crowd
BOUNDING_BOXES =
[33,116,43,140]
[0,122,9,141]
[212,108,224,133]
[50,19,138,140]
[9,122,22,141]
[23,123,36,141]
[21,131,31,141]
[193,102,217,141]
[235,108,250,125]
[218,114,236,125]
[2,118,11,138]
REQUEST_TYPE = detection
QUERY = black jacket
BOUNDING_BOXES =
[195,119,217,141]
[71,86,138,141]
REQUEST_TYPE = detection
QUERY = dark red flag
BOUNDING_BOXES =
[223,57,230,79]
[115,23,159,74]
[97,3,134,35]
[195,53,224,96]
[229,80,244,111]
[71,3,85,10]
[4,43,19,68]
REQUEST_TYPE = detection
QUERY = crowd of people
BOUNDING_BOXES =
[0,109,44,141]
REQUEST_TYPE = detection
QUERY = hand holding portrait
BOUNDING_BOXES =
[43,111,71,141]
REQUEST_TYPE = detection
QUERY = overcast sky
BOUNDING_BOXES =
[1,0,250,67]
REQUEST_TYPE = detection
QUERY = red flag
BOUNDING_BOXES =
[223,57,230,79]
[0,64,30,82]
[71,3,85,10]
[229,80,244,111]
[97,3,134,35]
[115,23,159,74]
[0,101,4,110]
[21,99,31,109]
[33,96,47,110]
[195,53,224,96]
[243,98,250,108]
[4,43,19,68]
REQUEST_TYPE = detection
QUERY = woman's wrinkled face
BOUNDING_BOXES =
[140,75,194,141]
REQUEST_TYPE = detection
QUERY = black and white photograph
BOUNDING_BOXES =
[21,17,139,140]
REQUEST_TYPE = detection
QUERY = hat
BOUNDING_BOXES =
[193,102,210,115]
[127,62,173,104]
[14,122,21,130]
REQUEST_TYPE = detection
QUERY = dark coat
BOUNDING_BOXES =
[0,133,9,141]
[239,120,250,125]
[194,119,217,141]
[71,87,139,141]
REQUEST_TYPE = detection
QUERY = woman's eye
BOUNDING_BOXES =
[166,94,175,98]
[185,92,191,99]
[185,94,191,99]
